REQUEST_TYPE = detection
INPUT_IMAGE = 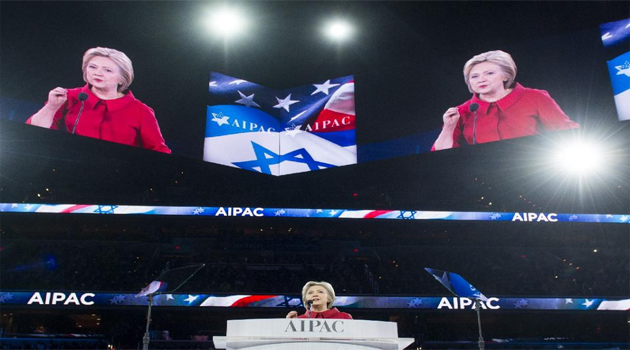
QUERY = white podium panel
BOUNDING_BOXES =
[213,319,414,350]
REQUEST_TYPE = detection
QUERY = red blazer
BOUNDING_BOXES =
[298,307,353,319]
[451,83,578,147]
[27,85,171,154]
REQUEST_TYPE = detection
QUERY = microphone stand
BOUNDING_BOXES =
[138,263,204,350]
[472,109,478,145]
[71,93,89,134]
[469,103,479,145]
[474,299,485,350]
[142,294,154,350]
[424,268,486,350]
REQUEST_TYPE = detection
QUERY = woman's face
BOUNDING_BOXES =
[85,56,122,92]
[468,61,507,97]
[305,285,329,309]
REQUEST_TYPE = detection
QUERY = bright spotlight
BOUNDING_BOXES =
[205,6,248,38]
[324,19,354,41]
[553,141,603,174]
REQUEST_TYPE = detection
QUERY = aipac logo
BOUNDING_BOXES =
[215,207,264,217]
[27,292,95,305]
[211,112,275,133]
[616,61,630,77]
[284,320,345,333]
[511,213,558,222]
[437,297,500,310]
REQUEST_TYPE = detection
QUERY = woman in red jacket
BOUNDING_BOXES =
[433,50,578,151]
[27,47,171,154]
[286,281,353,319]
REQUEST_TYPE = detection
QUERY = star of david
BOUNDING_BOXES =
[397,211,416,219]
[0,293,14,303]
[514,299,528,308]
[110,295,126,304]
[277,295,301,307]
[408,298,423,308]
[95,205,118,214]
[232,142,336,175]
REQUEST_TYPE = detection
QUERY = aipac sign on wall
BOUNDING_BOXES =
[204,73,356,176]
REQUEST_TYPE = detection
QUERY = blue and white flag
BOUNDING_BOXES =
[425,268,488,301]
[204,72,356,176]
[606,51,630,121]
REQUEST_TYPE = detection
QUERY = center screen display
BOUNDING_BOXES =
[204,73,356,175]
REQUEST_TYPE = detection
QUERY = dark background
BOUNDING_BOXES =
[1,2,629,349]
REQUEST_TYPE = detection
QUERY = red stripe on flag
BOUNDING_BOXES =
[364,210,394,219]
[60,205,92,213]
[231,295,277,307]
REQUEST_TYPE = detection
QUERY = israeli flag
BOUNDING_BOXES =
[607,51,630,121]
[425,268,488,301]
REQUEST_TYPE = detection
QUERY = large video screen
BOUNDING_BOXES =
[1,2,626,175]
[601,18,630,122]
[205,73,356,175]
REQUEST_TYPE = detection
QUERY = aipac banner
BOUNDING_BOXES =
[0,203,629,224]
[1,291,628,311]
[204,73,356,176]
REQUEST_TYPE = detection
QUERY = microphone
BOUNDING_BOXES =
[306,300,313,318]
[470,103,479,145]
[71,92,89,134]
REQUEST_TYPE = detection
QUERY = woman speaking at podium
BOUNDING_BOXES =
[27,47,171,154]
[433,50,578,151]
[286,281,353,319]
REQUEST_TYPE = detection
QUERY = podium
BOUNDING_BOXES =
[213,319,414,350]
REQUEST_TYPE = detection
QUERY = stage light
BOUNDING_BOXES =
[324,19,354,41]
[553,141,603,174]
[204,6,249,38]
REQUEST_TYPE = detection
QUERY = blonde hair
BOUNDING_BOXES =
[82,47,134,92]
[302,281,336,309]
[463,50,517,93]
